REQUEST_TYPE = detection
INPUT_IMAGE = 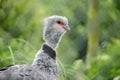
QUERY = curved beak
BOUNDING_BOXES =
[64,25,70,31]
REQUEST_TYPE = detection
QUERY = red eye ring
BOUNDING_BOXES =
[56,21,65,28]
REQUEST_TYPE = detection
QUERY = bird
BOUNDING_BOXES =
[0,15,70,80]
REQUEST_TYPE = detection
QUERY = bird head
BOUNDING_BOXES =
[43,15,70,49]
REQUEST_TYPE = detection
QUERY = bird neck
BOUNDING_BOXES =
[45,42,57,50]
[44,31,65,50]
[45,34,61,50]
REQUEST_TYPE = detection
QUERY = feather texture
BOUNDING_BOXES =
[0,15,70,80]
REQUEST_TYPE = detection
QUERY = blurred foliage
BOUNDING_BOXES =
[0,0,120,80]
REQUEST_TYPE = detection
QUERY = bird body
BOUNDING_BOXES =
[0,15,70,80]
[0,44,57,80]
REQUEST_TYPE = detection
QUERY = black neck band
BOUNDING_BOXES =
[42,44,56,59]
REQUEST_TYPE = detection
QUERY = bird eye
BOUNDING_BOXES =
[56,21,65,27]
[56,21,61,24]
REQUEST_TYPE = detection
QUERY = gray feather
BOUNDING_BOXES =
[0,44,58,80]
[0,15,70,80]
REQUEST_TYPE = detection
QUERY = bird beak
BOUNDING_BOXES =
[64,25,70,31]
